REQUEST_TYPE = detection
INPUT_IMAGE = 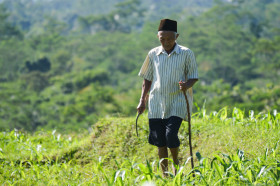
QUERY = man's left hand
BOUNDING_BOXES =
[179,80,187,92]
[179,79,198,92]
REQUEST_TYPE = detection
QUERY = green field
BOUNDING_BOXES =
[1,107,279,185]
[1,0,280,185]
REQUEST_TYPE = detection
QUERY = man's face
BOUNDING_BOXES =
[158,31,179,52]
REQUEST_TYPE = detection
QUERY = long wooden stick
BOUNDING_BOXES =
[183,91,195,171]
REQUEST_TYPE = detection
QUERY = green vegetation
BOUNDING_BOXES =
[1,108,279,185]
[1,1,279,184]
[0,0,279,132]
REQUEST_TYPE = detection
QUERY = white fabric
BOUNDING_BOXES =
[138,43,198,120]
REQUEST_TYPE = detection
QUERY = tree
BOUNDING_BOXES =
[0,4,22,40]
[77,0,145,33]
[21,71,49,92]
[25,57,51,73]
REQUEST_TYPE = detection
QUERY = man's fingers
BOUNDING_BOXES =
[137,106,145,114]
[138,109,144,114]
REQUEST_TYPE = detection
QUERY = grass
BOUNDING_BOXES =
[0,107,280,185]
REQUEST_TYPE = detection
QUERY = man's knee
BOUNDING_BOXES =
[166,134,180,148]
[158,146,168,152]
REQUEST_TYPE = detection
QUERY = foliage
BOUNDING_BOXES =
[0,4,22,40]
[0,108,280,185]
[1,0,212,35]
[78,0,145,33]
[25,57,51,73]
[0,0,280,131]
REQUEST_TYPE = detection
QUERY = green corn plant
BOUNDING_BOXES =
[217,107,228,121]
[232,107,244,122]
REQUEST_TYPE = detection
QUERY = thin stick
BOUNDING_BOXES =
[183,91,195,173]
[135,113,140,137]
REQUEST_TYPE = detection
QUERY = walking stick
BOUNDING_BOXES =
[182,89,195,172]
[135,113,140,137]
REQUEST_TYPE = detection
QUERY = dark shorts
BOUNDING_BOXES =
[148,116,183,148]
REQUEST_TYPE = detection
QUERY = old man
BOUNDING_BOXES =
[137,19,198,176]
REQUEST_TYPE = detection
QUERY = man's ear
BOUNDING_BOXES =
[176,33,179,40]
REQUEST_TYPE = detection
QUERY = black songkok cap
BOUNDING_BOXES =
[158,19,177,32]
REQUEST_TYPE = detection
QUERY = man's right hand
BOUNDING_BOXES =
[137,79,151,114]
[137,101,146,114]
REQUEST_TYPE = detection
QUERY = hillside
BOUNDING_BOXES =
[0,108,280,184]
[1,0,213,35]
[0,0,280,132]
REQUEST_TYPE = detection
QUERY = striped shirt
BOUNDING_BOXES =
[138,43,198,120]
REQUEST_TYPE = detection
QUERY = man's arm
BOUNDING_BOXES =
[137,79,152,114]
[179,79,198,92]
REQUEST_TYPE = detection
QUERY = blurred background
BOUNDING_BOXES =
[0,0,279,132]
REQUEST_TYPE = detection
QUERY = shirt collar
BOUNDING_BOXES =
[156,43,180,56]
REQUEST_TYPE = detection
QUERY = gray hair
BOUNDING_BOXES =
[158,31,178,38]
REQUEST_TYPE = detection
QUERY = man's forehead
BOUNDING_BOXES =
[158,31,176,37]
[158,31,175,34]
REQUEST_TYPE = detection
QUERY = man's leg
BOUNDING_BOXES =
[149,119,169,176]
[158,146,168,176]
[170,147,179,175]
[166,116,183,175]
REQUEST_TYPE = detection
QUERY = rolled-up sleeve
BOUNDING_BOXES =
[138,54,153,81]
[186,50,198,79]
